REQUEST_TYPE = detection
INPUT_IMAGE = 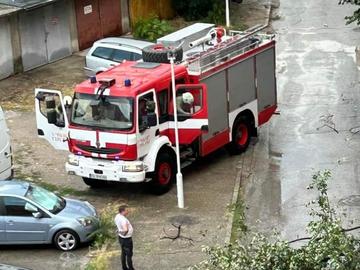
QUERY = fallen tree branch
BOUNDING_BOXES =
[288,225,360,244]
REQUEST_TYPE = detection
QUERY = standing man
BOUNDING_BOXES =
[115,205,135,270]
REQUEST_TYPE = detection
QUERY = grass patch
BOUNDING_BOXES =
[85,203,120,270]
[227,192,247,243]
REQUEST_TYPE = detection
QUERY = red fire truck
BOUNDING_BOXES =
[35,23,277,194]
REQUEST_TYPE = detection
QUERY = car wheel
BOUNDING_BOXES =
[54,229,79,251]
[149,150,176,195]
[83,177,107,188]
[227,116,251,154]
[142,44,183,63]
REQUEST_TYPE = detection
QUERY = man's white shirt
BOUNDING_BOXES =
[115,213,133,238]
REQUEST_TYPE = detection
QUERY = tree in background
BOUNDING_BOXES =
[171,0,225,24]
[339,0,360,25]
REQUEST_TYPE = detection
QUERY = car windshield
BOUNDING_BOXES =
[25,185,65,214]
[71,93,133,130]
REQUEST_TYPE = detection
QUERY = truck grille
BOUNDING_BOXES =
[76,144,121,155]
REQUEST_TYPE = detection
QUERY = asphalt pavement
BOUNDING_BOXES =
[243,0,360,243]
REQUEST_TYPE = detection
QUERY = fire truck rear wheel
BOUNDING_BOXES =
[228,117,251,154]
[149,150,176,195]
[82,177,107,188]
[142,44,183,63]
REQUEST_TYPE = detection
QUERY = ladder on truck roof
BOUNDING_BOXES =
[184,24,275,75]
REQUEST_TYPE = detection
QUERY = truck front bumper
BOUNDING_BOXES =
[65,155,146,183]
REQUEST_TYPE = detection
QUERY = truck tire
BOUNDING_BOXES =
[82,177,107,188]
[228,116,251,154]
[149,150,176,195]
[142,44,183,63]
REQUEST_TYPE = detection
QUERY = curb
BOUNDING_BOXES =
[224,0,274,245]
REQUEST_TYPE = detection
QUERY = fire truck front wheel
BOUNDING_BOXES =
[148,150,176,195]
[228,117,251,154]
[82,177,107,188]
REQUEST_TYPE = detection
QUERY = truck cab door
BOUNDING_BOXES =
[169,84,208,145]
[136,89,159,158]
[35,88,69,151]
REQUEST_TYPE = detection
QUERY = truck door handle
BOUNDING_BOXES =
[7,220,14,225]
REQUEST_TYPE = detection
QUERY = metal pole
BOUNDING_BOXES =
[225,0,230,27]
[169,55,184,209]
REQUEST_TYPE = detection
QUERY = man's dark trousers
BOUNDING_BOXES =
[118,236,134,270]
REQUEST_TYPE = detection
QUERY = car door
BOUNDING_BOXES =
[137,90,159,158]
[4,196,50,243]
[0,197,6,242]
[35,89,69,151]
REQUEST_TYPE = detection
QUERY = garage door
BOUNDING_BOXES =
[0,17,14,80]
[45,1,72,62]
[19,1,72,71]
[75,0,122,50]
[19,8,48,71]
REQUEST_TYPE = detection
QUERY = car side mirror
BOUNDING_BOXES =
[32,212,43,219]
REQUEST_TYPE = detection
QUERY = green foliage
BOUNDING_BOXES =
[193,170,360,270]
[339,0,360,25]
[206,0,226,25]
[85,204,119,270]
[171,0,225,23]
[133,15,173,42]
[90,204,117,249]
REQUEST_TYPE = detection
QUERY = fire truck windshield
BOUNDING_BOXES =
[71,93,133,130]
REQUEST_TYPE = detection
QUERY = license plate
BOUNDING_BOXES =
[89,174,107,180]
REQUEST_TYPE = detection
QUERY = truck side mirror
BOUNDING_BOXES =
[63,96,73,108]
[146,101,156,113]
[47,109,57,124]
[45,96,56,109]
[147,112,157,127]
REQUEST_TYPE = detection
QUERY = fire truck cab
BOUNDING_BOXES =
[35,23,277,194]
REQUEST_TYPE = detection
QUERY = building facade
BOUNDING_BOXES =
[0,0,131,79]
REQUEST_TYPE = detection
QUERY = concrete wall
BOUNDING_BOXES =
[0,16,15,79]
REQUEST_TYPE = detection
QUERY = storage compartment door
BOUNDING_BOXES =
[256,47,277,125]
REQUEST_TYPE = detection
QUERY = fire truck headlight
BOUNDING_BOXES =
[68,154,79,166]
[122,163,144,172]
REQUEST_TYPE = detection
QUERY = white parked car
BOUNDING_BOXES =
[0,106,12,180]
[84,37,154,77]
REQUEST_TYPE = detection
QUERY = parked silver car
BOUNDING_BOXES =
[84,37,154,77]
[0,180,99,251]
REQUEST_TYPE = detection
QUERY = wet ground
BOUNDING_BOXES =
[243,0,360,242]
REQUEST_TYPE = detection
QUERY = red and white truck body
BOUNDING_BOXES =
[35,23,277,193]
